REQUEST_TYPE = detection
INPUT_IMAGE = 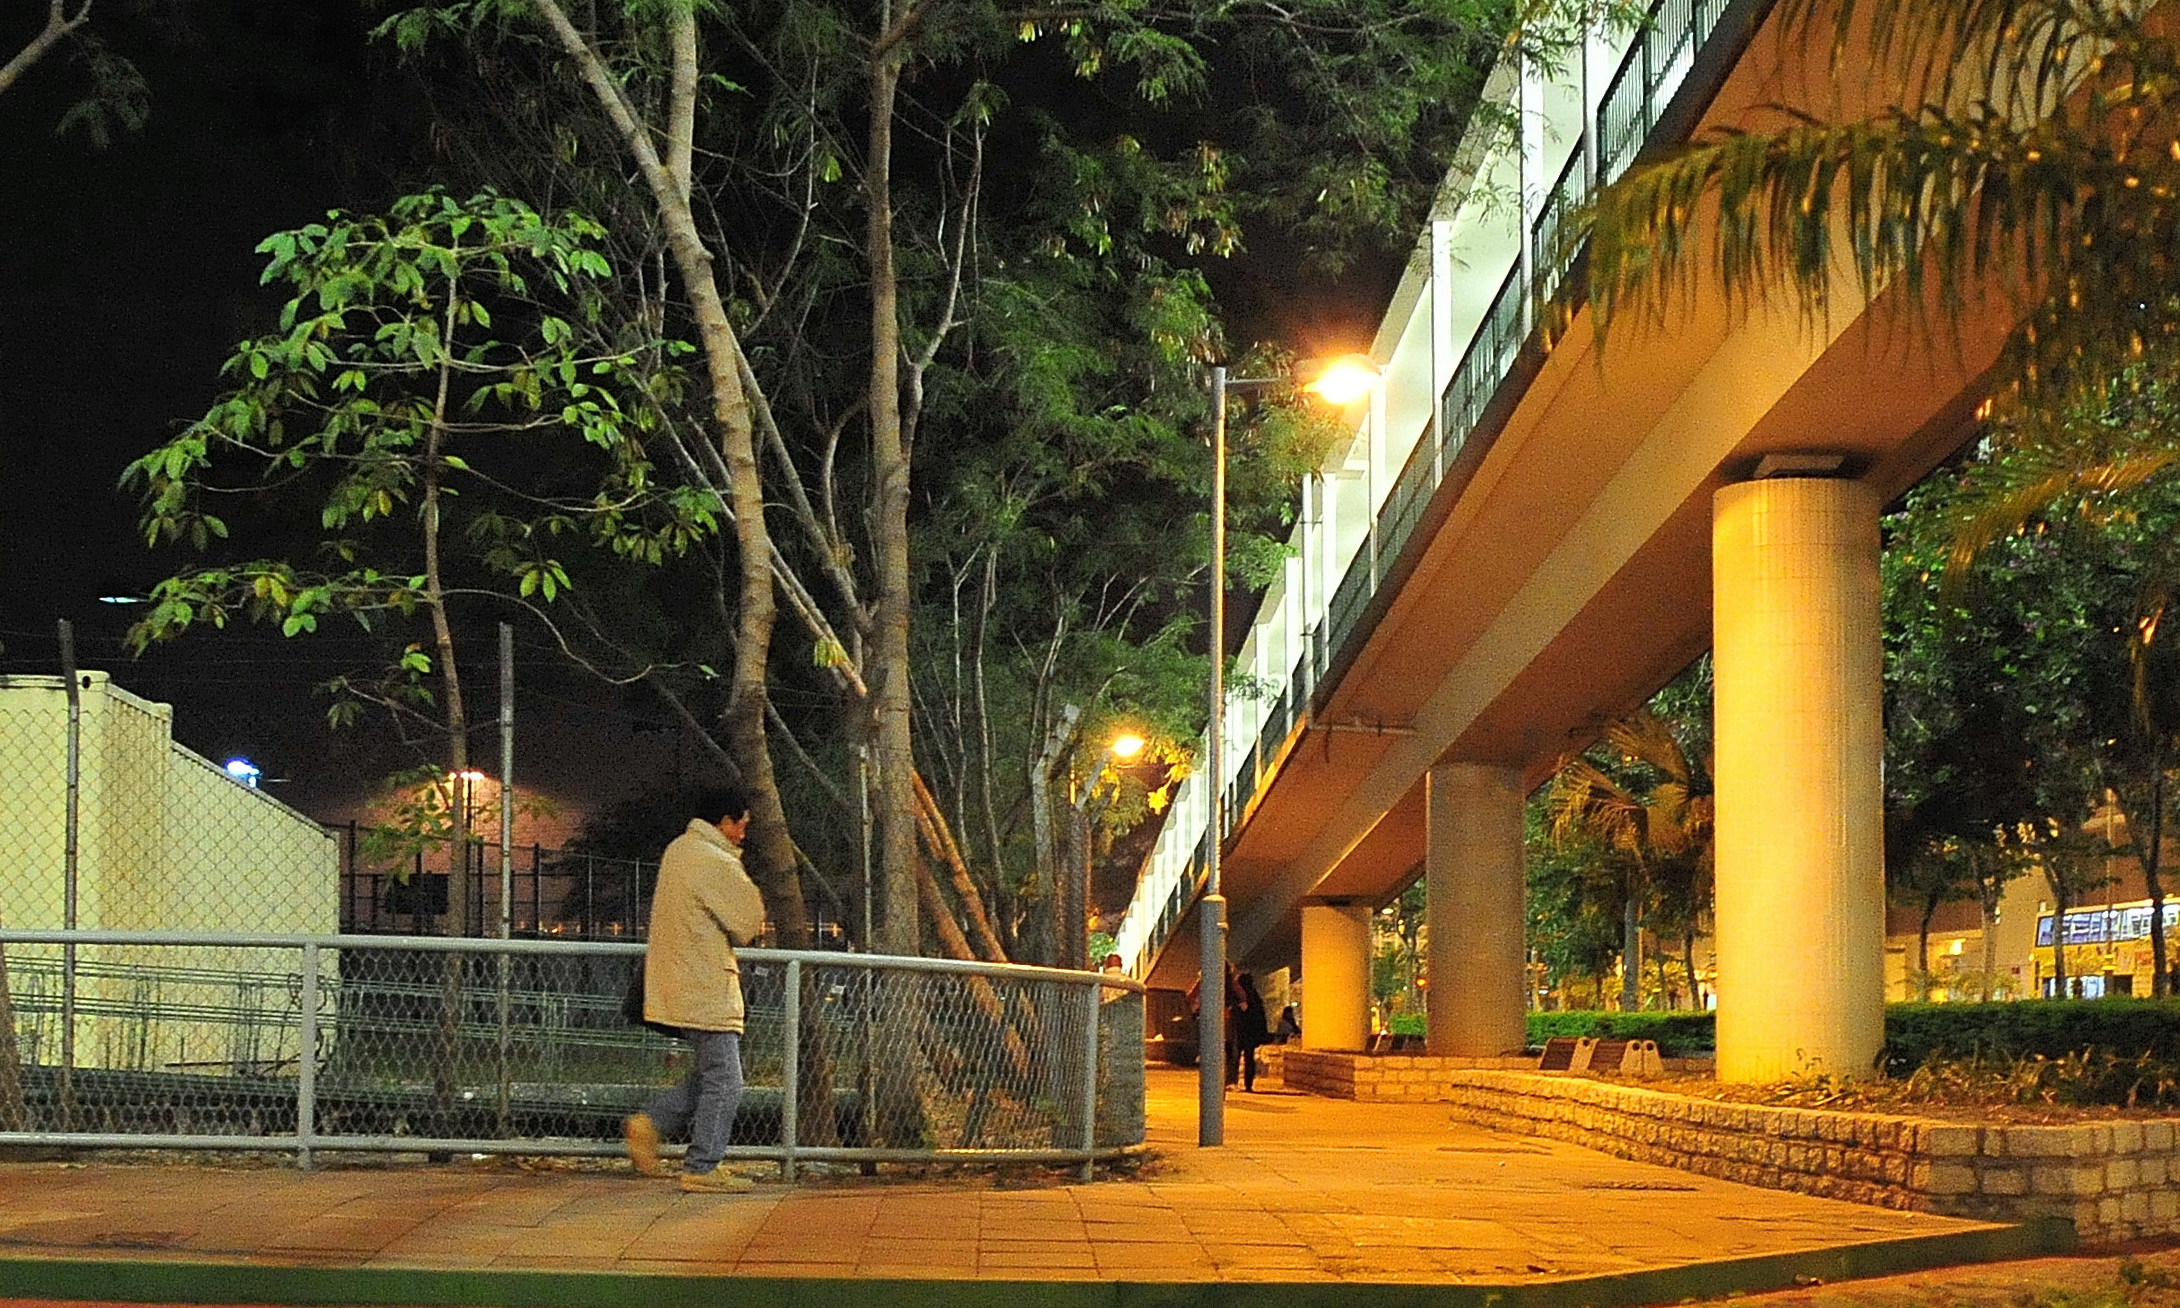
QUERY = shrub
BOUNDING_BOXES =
[1883,999,2180,1074]
[1526,1010,1716,1055]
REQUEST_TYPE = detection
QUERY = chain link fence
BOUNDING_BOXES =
[0,672,1148,1171]
[0,931,1147,1174]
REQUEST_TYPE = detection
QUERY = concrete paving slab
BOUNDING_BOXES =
[0,1066,2070,1307]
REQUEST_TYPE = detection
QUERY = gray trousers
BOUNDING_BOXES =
[645,1028,744,1173]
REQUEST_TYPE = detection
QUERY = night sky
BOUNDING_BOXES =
[0,1,698,825]
[0,2,1397,830]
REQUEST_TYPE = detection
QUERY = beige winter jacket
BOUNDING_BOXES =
[642,819,767,1033]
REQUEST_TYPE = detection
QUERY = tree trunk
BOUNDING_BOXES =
[2140,763,2169,998]
[910,770,1005,962]
[1917,886,1941,1002]
[531,0,808,945]
[1681,924,1699,1010]
[866,28,918,957]
[1978,870,2002,1001]
[1620,895,1640,1011]
[1059,800,1087,970]
[972,551,1009,955]
[1026,706,1079,967]
[2049,878,2071,998]
[422,321,471,937]
[422,327,471,1145]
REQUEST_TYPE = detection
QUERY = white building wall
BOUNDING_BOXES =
[0,673,337,1074]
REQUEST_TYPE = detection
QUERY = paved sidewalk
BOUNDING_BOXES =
[0,1067,2065,1306]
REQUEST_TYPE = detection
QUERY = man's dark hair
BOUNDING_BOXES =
[691,784,751,824]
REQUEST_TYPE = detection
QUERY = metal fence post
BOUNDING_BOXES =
[1078,976,1100,1182]
[57,621,81,1133]
[297,940,319,1169]
[780,958,800,1182]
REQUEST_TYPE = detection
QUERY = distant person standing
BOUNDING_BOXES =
[623,788,768,1193]
[1231,970,1270,1091]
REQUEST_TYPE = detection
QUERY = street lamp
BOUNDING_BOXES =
[1071,729,1151,969]
[1200,355,1381,1148]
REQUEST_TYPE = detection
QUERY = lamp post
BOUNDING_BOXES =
[1091,734,1146,965]
[1199,355,1379,1148]
[1068,731,1149,970]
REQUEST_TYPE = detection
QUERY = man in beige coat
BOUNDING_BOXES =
[624,788,768,1193]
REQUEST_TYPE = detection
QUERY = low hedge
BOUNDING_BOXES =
[1882,999,2180,1074]
[1526,1010,1716,1055]
[1510,1001,2180,1066]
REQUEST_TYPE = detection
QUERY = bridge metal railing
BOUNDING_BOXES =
[1114,0,1757,980]
[0,930,1145,1178]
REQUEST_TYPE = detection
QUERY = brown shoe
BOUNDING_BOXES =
[624,1113,663,1177]
[679,1169,754,1194]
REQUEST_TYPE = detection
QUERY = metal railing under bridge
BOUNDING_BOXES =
[0,930,1145,1178]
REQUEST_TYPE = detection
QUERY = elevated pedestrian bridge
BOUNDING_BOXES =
[1113,0,2015,1080]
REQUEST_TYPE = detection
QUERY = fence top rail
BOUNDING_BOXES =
[0,929,1146,993]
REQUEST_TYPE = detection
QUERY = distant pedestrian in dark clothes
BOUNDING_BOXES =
[1229,970,1270,1091]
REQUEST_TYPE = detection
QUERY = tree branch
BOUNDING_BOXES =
[0,0,91,98]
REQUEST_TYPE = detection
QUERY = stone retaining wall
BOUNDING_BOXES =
[1281,1049,1710,1100]
[1280,1048,1536,1099]
[1278,1052,2180,1244]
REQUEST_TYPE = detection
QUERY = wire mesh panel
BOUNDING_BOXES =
[0,938,331,1138]
[796,960,1098,1156]
[312,942,673,1147]
[0,931,1145,1168]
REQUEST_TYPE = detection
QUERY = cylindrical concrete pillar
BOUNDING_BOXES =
[1299,901,1372,1050]
[1426,763,1530,1056]
[1713,476,1885,1082]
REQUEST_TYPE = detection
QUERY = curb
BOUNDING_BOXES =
[0,1218,2076,1308]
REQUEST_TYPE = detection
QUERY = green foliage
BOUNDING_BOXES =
[1894,1048,2180,1111]
[1526,1010,1716,1055]
[1883,999,2180,1073]
[50,31,150,148]
[1523,1002,2180,1073]
[1536,667,1713,1009]
[1370,880,1426,1026]
[122,190,706,729]
[1589,0,2180,436]
[1526,799,1628,1004]
[354,0,1569,952]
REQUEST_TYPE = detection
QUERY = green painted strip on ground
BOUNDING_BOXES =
[0,1219,2075,1308]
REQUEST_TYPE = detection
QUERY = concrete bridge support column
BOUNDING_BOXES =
[1425,763,1529,1056]
[1712,476,1885,1082]
[1299,901,1372,1050]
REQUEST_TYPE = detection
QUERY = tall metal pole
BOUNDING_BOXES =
[855,743,875,1170]
[498,622,514,939]
[1199,368,1228,1147]
[56,620,80,1131]
[857,744,874,950]
[495,622,515,1132]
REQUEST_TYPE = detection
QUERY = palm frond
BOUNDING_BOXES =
[1590,0,2180,426]
[1943,448,2180,580]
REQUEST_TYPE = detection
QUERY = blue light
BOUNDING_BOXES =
[223,758,263,788]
